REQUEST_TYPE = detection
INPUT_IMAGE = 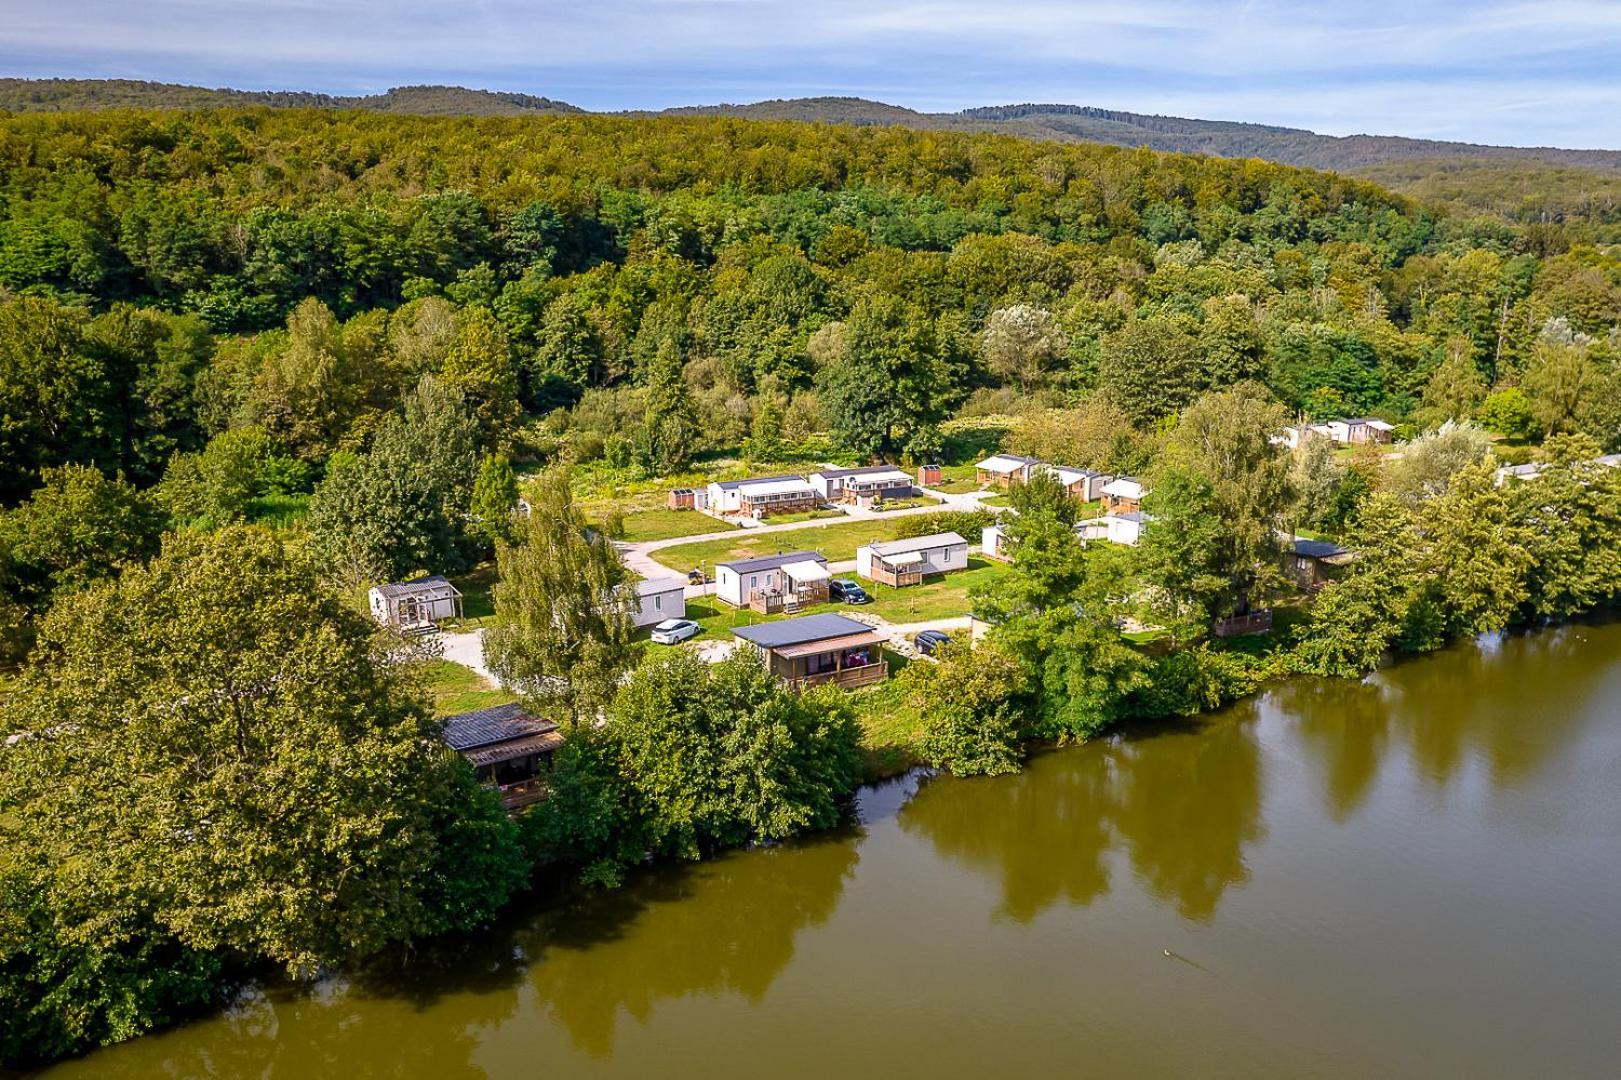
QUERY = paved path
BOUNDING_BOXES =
[436,627,496,683]
[617,485,998,590]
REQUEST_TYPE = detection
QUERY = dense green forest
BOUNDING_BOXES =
[2,107,1618,510]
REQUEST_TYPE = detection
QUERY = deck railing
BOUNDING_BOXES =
[789,660,888,691]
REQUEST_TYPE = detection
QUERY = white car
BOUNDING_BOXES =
[650,618,701,645]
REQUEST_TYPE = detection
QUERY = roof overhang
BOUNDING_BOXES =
[881,550,926,566]
[783,560,831,582]
[463,731,564,767]
[773,630,886,659]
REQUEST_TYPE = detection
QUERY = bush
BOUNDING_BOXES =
[891,508,997,541]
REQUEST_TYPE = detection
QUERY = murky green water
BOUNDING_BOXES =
[32,620,1621,1078]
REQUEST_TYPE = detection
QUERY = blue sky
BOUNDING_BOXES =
[8,1,1621,148]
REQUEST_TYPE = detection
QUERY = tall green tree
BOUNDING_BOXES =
[0,527,525,1058]
[0,464,164,611]
[468,453,520,550]
[638,338,699,474]
[484,467,635,725]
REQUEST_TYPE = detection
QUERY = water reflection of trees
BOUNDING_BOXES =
[529,833,859,1057]
[1375,622,1615,790]
[899,713,1266,925]
[1279,677,1390,822]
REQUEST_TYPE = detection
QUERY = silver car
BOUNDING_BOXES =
[650,618,701,645]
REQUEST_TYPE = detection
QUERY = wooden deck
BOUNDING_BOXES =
[497,778,550,810]
[790,660,888,691]
[867,564,924,588]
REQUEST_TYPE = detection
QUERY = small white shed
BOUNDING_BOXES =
[369,575,463,632]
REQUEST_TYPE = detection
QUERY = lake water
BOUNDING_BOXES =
[33,619,1621,1078]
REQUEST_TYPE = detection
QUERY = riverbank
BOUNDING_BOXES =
[33,615,1621,1079]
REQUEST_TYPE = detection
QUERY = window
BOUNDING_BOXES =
[654,595,663,610]
[750,575,758,589]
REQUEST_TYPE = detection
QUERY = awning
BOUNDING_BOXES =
[782,560,831,582]
[774,630,885,659]
[463,732,564,767]
[882,550,925,566]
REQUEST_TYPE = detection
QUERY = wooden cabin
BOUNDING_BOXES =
[974,453,1042,488]
[440,703,563,810]
[1287,537,1354,590]
[732,613,889,690]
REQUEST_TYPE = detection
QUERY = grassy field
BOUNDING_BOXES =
[858,557,1007,622]
[761,508,846,525]
[446,562,499,627]
[652,519,909,574]
[611,507,736,542]
[421,659,515,717]
[870,496,938,512]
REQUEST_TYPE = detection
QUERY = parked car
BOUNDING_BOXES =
[829,579,872,604]
[650,618,701,645]
[914,629,952,656]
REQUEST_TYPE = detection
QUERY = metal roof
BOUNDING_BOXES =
[717,550,828,574]
[1292,538,1349,559]
[813,464,911,480]
[440,702,557,752]
[730,612,878,649]
[867,531,967,556]
[976,453,1041,471]
[375,574,458,599]
[711,473,807,491]
[631,576,686,597]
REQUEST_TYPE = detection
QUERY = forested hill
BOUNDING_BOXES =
[4,78,1619,173]
[0,78,583,116]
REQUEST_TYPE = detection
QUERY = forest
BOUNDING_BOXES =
[4,107,1621,1064]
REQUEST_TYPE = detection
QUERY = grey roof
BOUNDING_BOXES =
[867,531,968,556]
[814,464,912,480]
[440,702,556,752]
[1293,538,1348,559]
[375,574,456,599]
[731,612,877,648]
[632,576,686,597]
[712,473,806,491]
[1114,511,1147,523]
[717,550,828,574]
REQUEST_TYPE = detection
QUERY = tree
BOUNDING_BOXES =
[0,464,164,611]
[1523,332,1599,436]
[440,305,520,445]
[1098,315,1201,426]
[981,304,1066,391]
[1134,468,1230,641]
[1476,387,1537,442]
[1294,494,1431,677]
[743,396,786,463]
[1291,432,1345,531]
[1383,420,1491,503]
[1510,451,1621,619]
[1414,337,1486,430]
[905,640,1030,776]
[1198,294,1266,387]
[0,296,112,502]
[156,426,310,529]
[468,453,520,550]
[638,338,699,474]
[1008,465,1077,525]
[1160,383,1295,616]
[484,467,635,725]
[0,528,525,1057]
[305,376,480,584]
[1421,461,1531,635]
[608,650,864,860]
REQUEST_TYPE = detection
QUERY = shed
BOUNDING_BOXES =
[1287,537,1355,589]
[368,575,463,633]
[441,702,562,810]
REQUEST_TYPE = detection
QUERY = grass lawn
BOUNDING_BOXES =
[421,659,515,717]
[446,562,499,627]
[611,507,736,543]
[857,557,1007,623]
[247,493,310,528]
[848,653,922,777]
[979,494,1012,507]
[929,476,984,494]
[871,496,938,512]
[652,519,909,575]
[761,508,846,525]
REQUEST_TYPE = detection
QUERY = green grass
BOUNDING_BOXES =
[761,508,846,525]
[979,494,1012,507]
[858,558,1008,623]
[421,659,515,717]
[652,519,910,575]
[870,496,938,512]
[848,653,923,778]
[446,562,499,627]
[610,507,736,542]
[929,476,984,494]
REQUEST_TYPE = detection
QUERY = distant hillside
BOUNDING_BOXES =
[5,77,1620,178]
[0,79,582,116]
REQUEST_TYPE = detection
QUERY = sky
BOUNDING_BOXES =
[7,0,1621,148]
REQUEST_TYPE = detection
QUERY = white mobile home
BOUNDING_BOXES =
[856,531,969,587]
[809,465,915,503]
[981,523,1012,562]
[1048,465,1113,502]
[1323,418,1395,446]
[1105,511,1151,547]
[369,575,463,632]
[705,474,819,517]
[621,576,687,628]
[714,551,831,610]
[1100,477,1145,514]
[975,453,1042,488]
